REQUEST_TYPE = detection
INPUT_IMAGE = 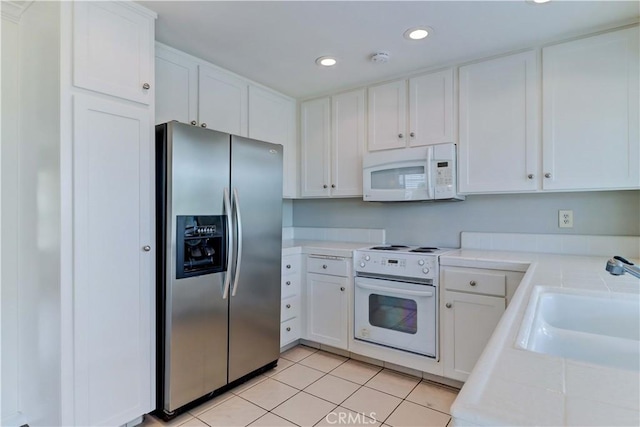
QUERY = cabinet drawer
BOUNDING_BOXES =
[443,267,506,297]
[282,256,301,276]
[307,256,348,277]
[281,295,300,322]
[280,317,300,347]
[281,275,300,299]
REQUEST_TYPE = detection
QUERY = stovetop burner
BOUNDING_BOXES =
[409,247,439,253]
[369,245,410,251]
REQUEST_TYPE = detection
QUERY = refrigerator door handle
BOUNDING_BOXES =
[222,187,233,299]
[231,187,243,297]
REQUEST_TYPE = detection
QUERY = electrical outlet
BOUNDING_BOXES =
[559,210,573,228]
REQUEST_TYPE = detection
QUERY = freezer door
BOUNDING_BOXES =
[160,123,231,412]
[228,136,283,382]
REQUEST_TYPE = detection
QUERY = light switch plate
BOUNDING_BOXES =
[559,210,573,228]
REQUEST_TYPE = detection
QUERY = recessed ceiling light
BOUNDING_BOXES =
[316,56,337,67]
[404,26,432,41]
[527,0,551,4]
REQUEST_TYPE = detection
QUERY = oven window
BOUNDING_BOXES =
[371,166,425,190]
[368,294,417,334]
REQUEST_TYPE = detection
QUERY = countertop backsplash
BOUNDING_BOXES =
[282,227,385,244]
[461,232,640,258]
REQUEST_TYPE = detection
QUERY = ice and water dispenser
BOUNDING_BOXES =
[175,215,226,279]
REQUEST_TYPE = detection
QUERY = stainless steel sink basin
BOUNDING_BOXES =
[517,287,640,370]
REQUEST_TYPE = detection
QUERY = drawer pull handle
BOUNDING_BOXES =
[469,280,477,286]
[286,281,291,286]
[322,265,328,269]
[286,304,291,309]
[446,303,452,309]
[340,287,345,291]
[286,327,291,332]
[286,264,291,269]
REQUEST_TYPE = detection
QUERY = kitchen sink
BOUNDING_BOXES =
[517,286,640,371]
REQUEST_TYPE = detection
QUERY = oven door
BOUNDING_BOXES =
[354,276,437,358]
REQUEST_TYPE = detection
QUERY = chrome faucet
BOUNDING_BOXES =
[606,256,640,279]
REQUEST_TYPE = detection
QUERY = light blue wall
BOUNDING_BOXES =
[292,191,640,248]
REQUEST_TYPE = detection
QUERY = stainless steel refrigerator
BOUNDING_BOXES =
[155,121,282,417]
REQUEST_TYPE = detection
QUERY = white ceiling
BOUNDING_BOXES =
[141,1,639,99]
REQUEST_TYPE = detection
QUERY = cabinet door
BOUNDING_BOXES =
[155,44,198,125]
[368,79,407,151]
[409,69,454,147]
[199,65,248,136]
[301,98,331,197]
[73,2,154,104]
[248,86,297,197]
[306,273,348,349]
[459,51,539,193]
[542,27,639,190]
[72,95,153,426]
[332,89,365,196]
[442,291,504,382]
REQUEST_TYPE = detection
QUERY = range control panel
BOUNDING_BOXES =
[354,250,438,280]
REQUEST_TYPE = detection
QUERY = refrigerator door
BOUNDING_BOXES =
[228,136,283,382]
[160,122,231,412]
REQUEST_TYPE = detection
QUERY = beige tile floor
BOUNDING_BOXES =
[142,345,458,427]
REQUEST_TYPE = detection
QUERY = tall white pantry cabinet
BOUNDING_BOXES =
[6,1,157,426]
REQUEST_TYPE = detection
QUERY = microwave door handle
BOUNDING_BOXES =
[222,188,233,299]
[426,146,435,200]
[356,281,433,298]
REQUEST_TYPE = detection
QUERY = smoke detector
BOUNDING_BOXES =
[370,52,390,63]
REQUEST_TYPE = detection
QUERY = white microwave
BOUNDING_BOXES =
[363,143,464,202]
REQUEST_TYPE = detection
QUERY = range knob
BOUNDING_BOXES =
[360,262,366,268]
[422,267,430,274]
[418,259,425,266]
[365,255,370,261]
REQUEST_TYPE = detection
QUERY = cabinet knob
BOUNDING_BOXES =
[143,245,151,252]
[340,287,345,291]
[201,123,207,128]
[142,83,150,90]
[545,173,551,178]
[410,132,415,138]
[527,174,534,180]
[331,184,336,188]
[323,185,328,189]
[286,281,291,286]
[445,303,452,309]
[286,327,291,332]
[286,304,291,309]
[322,265,328,269]
[469,280,477,287]
[398,133,404,139]
[190,120,197,126]
[286,264,291,269]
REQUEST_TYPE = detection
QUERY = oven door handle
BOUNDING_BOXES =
[356,281,434,298]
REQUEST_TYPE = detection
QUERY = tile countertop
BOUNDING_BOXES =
[282,240,371,258]
[441,249,640,427]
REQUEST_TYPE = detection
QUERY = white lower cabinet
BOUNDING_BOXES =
[305,256,350,350]
[441,266,523,382]
[281,254,302,347]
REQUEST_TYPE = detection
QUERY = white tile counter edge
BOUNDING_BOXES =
[443,249,640,427]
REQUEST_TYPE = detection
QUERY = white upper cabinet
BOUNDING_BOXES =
[331,89,366,197]
[301,97,331,197]
[301,90,365,198]
[248,85,297,198]
[73,2,154,104]
[198,65,248,136]
[155,45,198,125]
[459,51,539,193]
[542,26,639,191]
[368,69,454,151]
[409,69,454,147]
[368,79,408,151]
